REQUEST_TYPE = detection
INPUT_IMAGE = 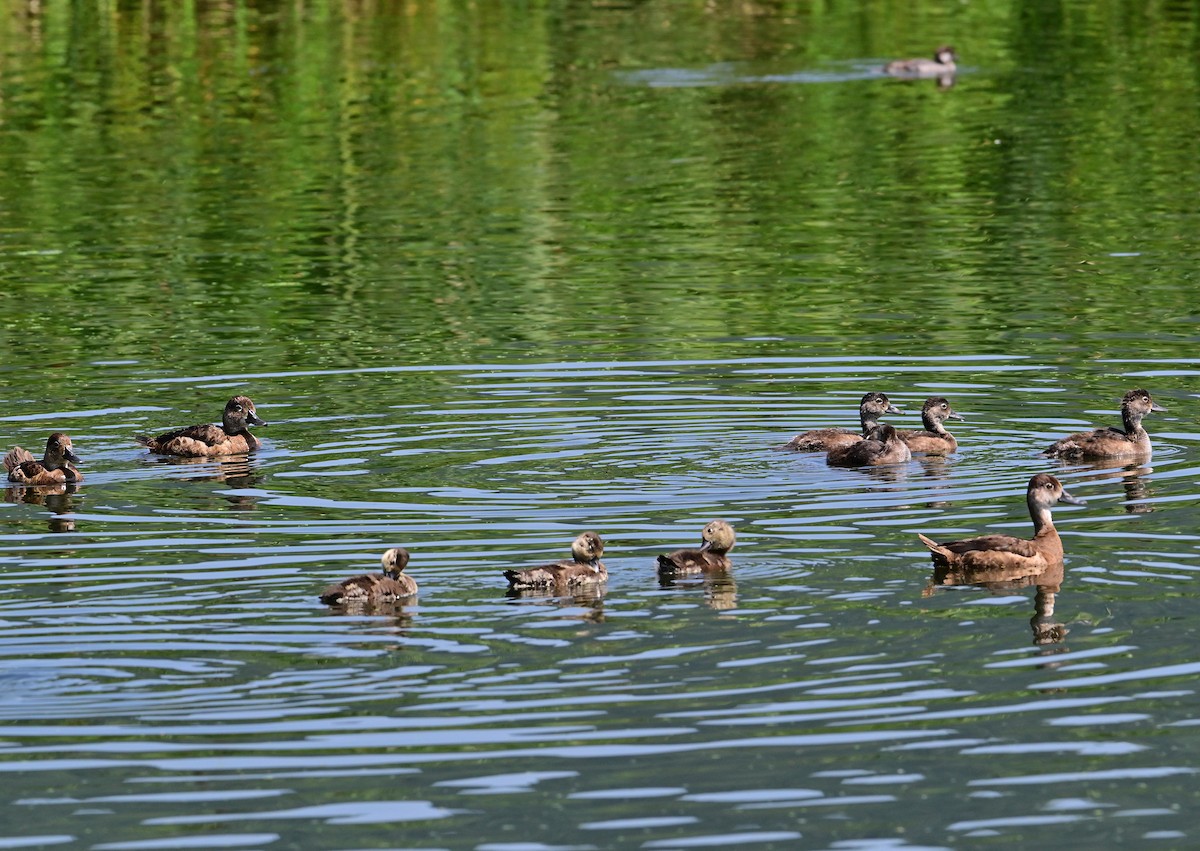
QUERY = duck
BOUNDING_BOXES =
[884,45,957,76]
[827,424,911,467]
[656,519,736,576]
[504,531,606,591]
[898,396,964,455]
[136,395,267,457]
[4,433,83,484]
[320,547,416,605]
[917,473,1084,571]
[1043,389,1165,460]
[783,392,902,452]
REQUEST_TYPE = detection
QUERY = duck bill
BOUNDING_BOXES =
[947,412,965,421]
[248,412,268,427]
[699,540,713,553]
[885,404,904,415]
[64,449,82,464]
[1058,490,1086,506]
[1151,402,1166,413]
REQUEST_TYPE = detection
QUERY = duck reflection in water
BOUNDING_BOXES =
[924,556,1069,655]
[146,454,265,510]
[1055,460,1154,515]
[5,483,79,533]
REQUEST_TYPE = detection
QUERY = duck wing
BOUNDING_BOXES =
[657,549,730,574]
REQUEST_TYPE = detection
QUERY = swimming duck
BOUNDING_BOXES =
[898,396,964,455]
[656,519,736,576]
[4,433,83,484]
[504,531,606,591]
[1043,389,1165,460]
[784,392,902,452]
[320,547,416,605]
[918,473,1084,571]
[884,45,957,76]
[827,424,911,467]
[136,395,267,457]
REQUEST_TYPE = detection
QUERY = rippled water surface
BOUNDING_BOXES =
[3,0,1200,848]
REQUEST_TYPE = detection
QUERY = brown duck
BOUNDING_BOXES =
[137,395,267,457]
[917,473,1084,572]
[320,547,417,605]
[505,531,606,591]
[826,424,911,467]
[784,392,902,452]
[884,45,957,76]
[4,433,83,484]
[1044,389,1165,460]
[898,396,964,455]
[657,519,736,576]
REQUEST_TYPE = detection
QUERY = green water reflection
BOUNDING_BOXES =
[0,0,1197,374]
[2,1,1200,849]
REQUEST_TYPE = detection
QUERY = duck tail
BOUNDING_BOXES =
[134,435,155,449]
[3,446,32,473]
[917,533,952,560]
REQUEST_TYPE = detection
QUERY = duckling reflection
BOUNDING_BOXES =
[1056,460,1153,515]
[658,570,738,612]
[4,484,79,532]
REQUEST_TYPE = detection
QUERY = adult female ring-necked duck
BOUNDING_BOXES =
[783,391,902,452]
[656,519,736,576]
[320,547,416,605]
[1043,389,1165,460]
[826,423,912,467]
[4,433,83,484]
[884,45,957,76]
[504,531,606,591]
[136,395,267,457]
[918,473,1085,571]
[898,396,964,455]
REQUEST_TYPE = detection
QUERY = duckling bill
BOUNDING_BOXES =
[320,547,416,605]
[4,433,83,484]
[657,520,736,576]
[505,531,606,591]
[137,395,267,457]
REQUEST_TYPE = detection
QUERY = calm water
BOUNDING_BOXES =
[3,0,1200,848]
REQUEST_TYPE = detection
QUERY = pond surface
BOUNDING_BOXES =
[2,0,1200,848]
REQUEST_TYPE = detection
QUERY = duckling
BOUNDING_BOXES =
[826,424,911,467]
[884,45,957,76]
[656,519,736,576]
[784,392,902,452]
[504,531,606,591]
[1044,389,1165,460]
[320,547,416,605]
[918,473,1084,571]
[898,396,964,455]
[136,395,267,457]
[4,433,83,484]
